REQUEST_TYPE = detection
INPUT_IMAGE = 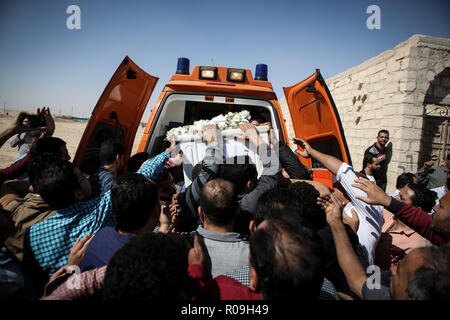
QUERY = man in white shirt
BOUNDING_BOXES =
[294,138,384,268]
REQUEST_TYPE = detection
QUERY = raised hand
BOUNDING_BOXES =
[352,178,392,207]
[238,123,262,146]
[201,124,219,144]
[68,234,94,266]
[317,194,344,226]
[39,107,55,136]
[293,138,312,158]
[165,139,177,154]
[188,235,205,266]
[343,208,360,234]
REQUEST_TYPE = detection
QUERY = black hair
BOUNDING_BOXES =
[199,178,238,226]
[362,153,377,169]
[153,168,170,184]
[250,214,324,300]
[254,187,302,227]
[378,129,389,136]
[102,232,189,300]
[447,154,450,161]
[287,182,327,230]
[28,154,80,209]
[29,137,66,160]
[99,139,124,166]
[408,183,437,213]
[154,169,176,201]
[127,152,150,172]
[406,247,450,300]
[253,186,339,284]
[220,156,257,195]
[251,113,267,124]
[111,173,159,233]
[396,172,416,189]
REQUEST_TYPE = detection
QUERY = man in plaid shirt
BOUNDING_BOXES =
[23,144,173,279]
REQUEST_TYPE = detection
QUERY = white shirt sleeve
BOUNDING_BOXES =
[336,163,384,266]
[336,163,383,219]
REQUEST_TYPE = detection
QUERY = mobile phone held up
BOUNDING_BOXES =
[27,114,46,129]
[293,137,305,148]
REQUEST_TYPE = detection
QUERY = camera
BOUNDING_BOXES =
[27,114,46,129]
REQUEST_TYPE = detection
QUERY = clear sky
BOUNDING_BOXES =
[0,0,449,122]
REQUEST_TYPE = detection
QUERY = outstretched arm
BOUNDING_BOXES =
[41,266,106,300]
[136,142,173,179]
[239,124,281,214]
[183,124,222,221]
[317,194,367,299]
[353,178,446,246]
[278,143,310,179]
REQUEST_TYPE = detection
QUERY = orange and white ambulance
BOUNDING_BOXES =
[73,56,351,186]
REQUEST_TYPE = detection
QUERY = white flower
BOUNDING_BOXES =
[238,110,250,120]
[165,109,253,141]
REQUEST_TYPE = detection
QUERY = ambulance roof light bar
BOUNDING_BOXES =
[255,64,268,81]
[176,57,190,75]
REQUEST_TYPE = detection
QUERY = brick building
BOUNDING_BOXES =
[280,34,450,193]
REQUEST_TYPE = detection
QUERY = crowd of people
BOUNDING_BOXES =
[0,108,449,301]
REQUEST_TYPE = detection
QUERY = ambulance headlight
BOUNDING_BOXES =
[227,69,246,82]
[199,66,218,80]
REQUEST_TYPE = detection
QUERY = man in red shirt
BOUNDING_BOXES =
[353,178,449,247]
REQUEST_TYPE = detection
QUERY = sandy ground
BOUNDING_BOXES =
[0,114,145,169]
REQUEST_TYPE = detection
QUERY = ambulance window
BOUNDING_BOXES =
[183,101,271,125]
[184,101,224,124]
[310,138,343,168]
[146,94,277,158]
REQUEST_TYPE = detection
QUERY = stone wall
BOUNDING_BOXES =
[280,34,450,193]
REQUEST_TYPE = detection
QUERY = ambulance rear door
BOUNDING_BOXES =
[73,56,158,175]
[283,69,352,169]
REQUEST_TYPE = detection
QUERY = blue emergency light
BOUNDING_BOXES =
[255,64,268,81]
[176,57,190,75]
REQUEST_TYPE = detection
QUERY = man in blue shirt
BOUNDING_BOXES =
[80,172,166,271]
